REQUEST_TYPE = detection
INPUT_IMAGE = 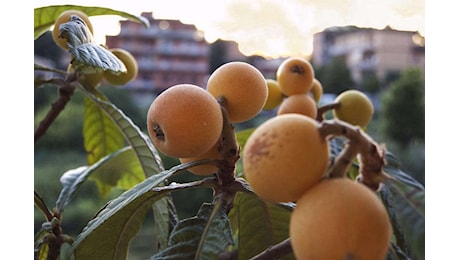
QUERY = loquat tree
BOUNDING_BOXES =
[34,5,424,260]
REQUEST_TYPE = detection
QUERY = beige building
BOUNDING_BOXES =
[312,26,425,85]
[105,12,209,96]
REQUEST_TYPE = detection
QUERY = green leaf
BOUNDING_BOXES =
[152,202,234,260]
[80,86,163,178]
[34,190,53,221]
[57,147,148,208]
[80,85,171,256]
[150,177,220,252]
[34,5,149,40]
[380,187,411,259]
[56,165,89,212]
[366,150,425,259]
[56,147,144,210]
[60,243,72,260]
[65,162,193,259]
[235,128,256,177]
[384,151,425,190]
[89,147,145,198]
[153,195,179,251]
[69,43,127,74]
[58,14,95,46]
[56,15,127,73]
[34,229,49,260]
[386,241,411,260]
[236,127,255,151]
[383,176,425,260]
[84,95,125,165]
[228,192,295,260]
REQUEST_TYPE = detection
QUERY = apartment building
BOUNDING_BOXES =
[312,26,425,85]
[105,12,210,100]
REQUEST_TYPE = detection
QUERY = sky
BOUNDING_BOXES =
[34,0,424,58]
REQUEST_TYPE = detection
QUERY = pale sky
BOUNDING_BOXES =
[34,0,425,58]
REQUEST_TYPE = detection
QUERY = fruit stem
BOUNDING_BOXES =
[316,101,340,122]
[152,124,165,141]
[319,119,387,190]
[290,64,305,74]
[215,97,240,186]
[328,139,360,179]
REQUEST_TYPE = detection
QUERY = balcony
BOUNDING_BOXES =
[354,57,377,70]
[119,28,200,41]
[136,59,208,73]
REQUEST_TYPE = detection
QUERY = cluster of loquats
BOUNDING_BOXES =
[261,57,323,119]
[53,10,138,88]
[147,61,268,176]
[242,58,327,203]
[145,54,387,258]
[243,57,390,259]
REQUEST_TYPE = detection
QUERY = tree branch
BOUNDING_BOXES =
[215,97,240,186]
[316,101,339,121]
[34,74,78,144]
[319,119,388,190]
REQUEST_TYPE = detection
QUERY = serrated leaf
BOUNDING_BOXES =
[150,177,220,252]
[195,201,234,260]
[380,186,411,258]
[56,166,89,212]
[383,177,425,260]
[154,195,179,251]
[89,147,145,198]
[386,241,411,260]
[80,83,171,257]
[228,192,295,260]
[84,95,125,165]
[56,147,141,211]
[58,14,95,46]
[34,5,149,39]
[70,43,127,74]
[152,202,234,260]
[384,152,425,191]
[79,86,163,178]
[65,162,193,259]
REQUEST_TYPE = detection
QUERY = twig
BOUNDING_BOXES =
[34,63,68,75]
[34,74,78,144]
[249,238,293,260]
[318,119,387,190]
[316,101,340,121]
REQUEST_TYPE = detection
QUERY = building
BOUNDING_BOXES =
[105,12,210,106]
[208,39,282,79]
[250,56,284,80]
[312,26,425,85]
